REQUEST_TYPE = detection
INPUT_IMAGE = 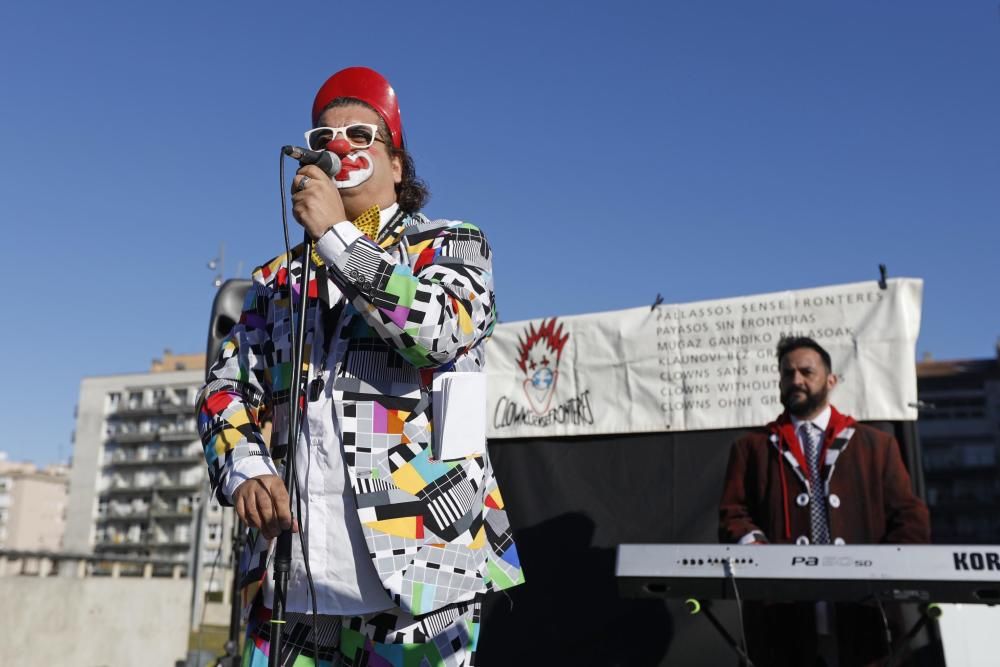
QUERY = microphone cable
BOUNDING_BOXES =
[278,148,322,662]
[724,557,756,667]
[875,597,894,666]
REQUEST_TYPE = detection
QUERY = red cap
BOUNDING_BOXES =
[311,67,403,149]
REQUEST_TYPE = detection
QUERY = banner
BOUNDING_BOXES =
[486,278,923,439]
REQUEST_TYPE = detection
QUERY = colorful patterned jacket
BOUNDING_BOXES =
[197,210,524,615]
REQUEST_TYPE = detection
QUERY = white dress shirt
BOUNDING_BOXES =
[790,404,831,441]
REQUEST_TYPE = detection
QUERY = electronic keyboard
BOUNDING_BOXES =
[616,544,1000,603]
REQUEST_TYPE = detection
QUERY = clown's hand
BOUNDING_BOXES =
[291,165,347,240]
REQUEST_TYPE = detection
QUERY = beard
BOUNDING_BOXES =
[781,385,829,418]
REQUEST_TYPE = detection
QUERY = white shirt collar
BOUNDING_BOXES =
[378,202,400,235]
[791,404,832,434]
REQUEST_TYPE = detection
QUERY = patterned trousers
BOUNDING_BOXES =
[241,595,482,667]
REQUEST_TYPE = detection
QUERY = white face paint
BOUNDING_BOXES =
[332,149,374,189]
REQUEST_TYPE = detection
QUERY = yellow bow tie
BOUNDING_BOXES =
[352,205,382,240]
[310,205,382,267]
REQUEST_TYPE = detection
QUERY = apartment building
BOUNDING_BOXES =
[65,351,234,596]
[917,344,1000,544]
[0,454,69,550]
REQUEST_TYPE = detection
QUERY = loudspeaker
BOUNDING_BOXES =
[205,279,252,381]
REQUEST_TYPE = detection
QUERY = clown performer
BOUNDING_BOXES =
[198,66,524,666]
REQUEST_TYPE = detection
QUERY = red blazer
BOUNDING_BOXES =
[719,410,930,545]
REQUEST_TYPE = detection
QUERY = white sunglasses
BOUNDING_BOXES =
[304,123,383,151]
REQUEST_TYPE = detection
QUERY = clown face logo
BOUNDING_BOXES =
[333,149,374,189]
[516,318,569,415]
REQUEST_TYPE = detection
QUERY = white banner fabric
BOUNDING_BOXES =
[486,278,923,439]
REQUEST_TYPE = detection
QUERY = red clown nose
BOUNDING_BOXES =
[326,136,353,156]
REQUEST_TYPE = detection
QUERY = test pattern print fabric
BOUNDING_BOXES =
[198,211,524,617]
[241,597,482,666]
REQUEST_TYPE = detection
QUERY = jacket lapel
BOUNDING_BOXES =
[820,424,855,484]
[769,407,857,487]
[375,207,411,249]
[769,431,809,487]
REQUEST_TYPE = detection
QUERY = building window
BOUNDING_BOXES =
[961,444,996,467]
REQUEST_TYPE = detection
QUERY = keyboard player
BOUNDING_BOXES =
[719,336,930,666]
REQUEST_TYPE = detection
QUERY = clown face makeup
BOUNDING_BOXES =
[333,149,375,189]
[316,103,402,219]
[515,319,569,415]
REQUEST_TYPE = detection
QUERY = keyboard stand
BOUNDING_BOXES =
[684,598,756,667]
[886,603,942,667]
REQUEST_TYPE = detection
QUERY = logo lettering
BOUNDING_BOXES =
[953,552,1000,571]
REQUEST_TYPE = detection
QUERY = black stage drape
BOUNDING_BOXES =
[477,422,943,666]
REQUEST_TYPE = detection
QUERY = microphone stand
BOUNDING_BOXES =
[269,233,313,667]
[215,513,244,667]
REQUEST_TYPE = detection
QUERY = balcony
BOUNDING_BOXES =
[150,509,195,521]
[102,474,203,497]
[152,452,203,464]
[159,430,199,443]
[107,429,198,445]
[105,451,146,466]
[155,483,202,494]
[95,533,192,551]
[918,418,992,438]
[146,540,193,551]
[99,511,150,523]
[923,461,998,476]
[102,485,154,498]
[104,452,202,468]
[95,533,149,549]
[151,476,204,493]
[107,431,158,445]
[111,399,195,418]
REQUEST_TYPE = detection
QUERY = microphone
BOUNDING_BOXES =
[282,145,341,178]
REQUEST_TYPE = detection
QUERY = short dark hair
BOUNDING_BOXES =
[318,98,430,213]
[776,336,832,373]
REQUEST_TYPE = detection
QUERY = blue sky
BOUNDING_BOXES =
[1,1,997,465]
